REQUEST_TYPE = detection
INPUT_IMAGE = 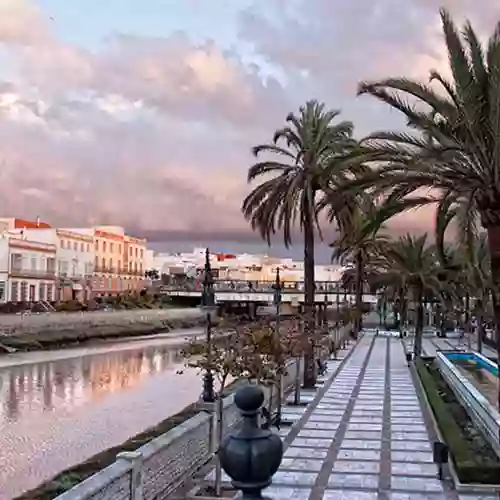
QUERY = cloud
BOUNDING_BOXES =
[0,0,497,246]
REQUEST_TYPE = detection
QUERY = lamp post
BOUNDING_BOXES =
[273,268,283,423]
[201,248,216,403]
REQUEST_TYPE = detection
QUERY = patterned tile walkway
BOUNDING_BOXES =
[262,334,464,500]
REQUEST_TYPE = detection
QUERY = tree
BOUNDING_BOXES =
[327,193,427,337]
[374,235,444,357]
[352,9,500,403]
[242,100,355,387]
[145,269,160,280]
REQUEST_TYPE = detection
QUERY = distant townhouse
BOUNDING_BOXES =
[0,230,57,303]
[8,227,94,301]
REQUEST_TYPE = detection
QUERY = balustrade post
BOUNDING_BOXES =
[117,451,143,500]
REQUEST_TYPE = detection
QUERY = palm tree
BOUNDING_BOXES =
[327,194,424,337]
[242,100,355,387]
[352,9,500,401]
[375,235,444,357]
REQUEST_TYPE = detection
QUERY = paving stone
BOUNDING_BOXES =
[336,449,381,461]
[332,460,380,473]
[345,430,382,440]
[303,421,341,430]
[391,424,428,432]
[389,494,447,500]
[340,439,382,450]
[284,447,329,459]
[391,450,434,463]
[347,423,383,431]
[391,431,430,441]
[281,458,324,471]
[272,470,318,486]
[293,438,331,448]
[323,490,378,500]
[391,440,431,451]
[327,472,379,488]
[390,475,443,492]
[391,461,438,477]
[297,429,337,439]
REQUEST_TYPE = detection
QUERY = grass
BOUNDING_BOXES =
[416,358,500,484]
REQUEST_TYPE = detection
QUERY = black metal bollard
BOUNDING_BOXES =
[433,441,449,480]
[219,385,283,499]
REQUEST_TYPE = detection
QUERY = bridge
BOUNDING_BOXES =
[161,280,378,305]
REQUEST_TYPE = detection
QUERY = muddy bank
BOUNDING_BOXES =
[0,308,206,353]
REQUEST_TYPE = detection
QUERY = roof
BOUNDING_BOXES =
[14,218,51,229]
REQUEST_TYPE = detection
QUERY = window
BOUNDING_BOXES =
[103,241,107,252]
[39,283,45,301]
[0,281,5,301]
[118,245,122,254]
[129,247,132,256]
[140,249,144,259]
[95,256,98,268]
[10,253,22,271]
[20,281,28,301]
[47,284,53,301]
[73,241,77,251]
[87,243,91,252]
[31,257,37,270]
[11,281,18,301]
[95,240,99,251]
[135,248,138,257]
[80,242,84,252]
[118,260,121,272]
[47,258,56,273]
[109,258,113,271]
[61,240,65,249]
[110,243,114,252]
[101,257,105,270]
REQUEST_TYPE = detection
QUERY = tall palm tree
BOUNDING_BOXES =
[242,100,355,387]
[352,9,500,401]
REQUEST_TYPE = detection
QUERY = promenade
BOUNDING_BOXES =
[218,332,495,499]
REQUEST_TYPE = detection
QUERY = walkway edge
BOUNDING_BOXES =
[405,343,500,495]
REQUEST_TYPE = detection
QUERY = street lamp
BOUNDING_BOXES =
[273,268,283,422]
[201,247,216,403]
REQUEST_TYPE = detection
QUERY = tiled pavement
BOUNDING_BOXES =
[212,332,499,500]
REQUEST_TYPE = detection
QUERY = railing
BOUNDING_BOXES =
[54,360,303,500]
[93,267,144,277]
[435,351,500,457]
[10,268,56,280]
[162,280,347,293]
[52,323,351,500]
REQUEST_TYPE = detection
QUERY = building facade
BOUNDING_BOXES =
[0,232,57,303]
[10,227,94,301]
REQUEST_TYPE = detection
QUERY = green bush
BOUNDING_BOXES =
[416,359,500,484]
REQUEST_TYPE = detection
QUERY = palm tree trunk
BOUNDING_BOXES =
[464,293,471,334]
[302,200,316,389]
[484,224,500,409]
[413,285,424,358]
[354,251,363,338]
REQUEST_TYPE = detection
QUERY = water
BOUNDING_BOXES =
[453,358,499,408]
[0,329,206,499]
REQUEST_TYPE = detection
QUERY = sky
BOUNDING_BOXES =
[0,0,499,259]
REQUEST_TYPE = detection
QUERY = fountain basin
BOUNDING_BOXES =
[435,350,500,457]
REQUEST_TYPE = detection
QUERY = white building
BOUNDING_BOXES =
[9,228,94,301]
[0,231,57,303]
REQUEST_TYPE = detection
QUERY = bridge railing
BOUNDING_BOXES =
[162,280,346,294]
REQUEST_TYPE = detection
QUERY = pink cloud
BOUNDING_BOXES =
[0,0,496,244]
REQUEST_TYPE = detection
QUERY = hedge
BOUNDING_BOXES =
[416,359,500,484]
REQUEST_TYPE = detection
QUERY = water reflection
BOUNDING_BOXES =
[0,346,184,423]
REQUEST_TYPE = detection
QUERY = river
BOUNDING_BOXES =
[0,328,206,499]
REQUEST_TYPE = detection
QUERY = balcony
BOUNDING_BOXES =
[10,268,56,280]
[94,266,117,274]
[117,268,144,277]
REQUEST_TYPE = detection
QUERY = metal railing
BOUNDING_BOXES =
[10,268,57,279]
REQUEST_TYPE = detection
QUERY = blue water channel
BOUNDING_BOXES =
[444,351,499,377]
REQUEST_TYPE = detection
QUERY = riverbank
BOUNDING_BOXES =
[0,308,206,353]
